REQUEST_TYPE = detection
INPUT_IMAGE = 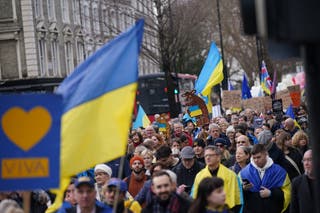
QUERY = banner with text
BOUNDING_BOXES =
[0,94,61,191]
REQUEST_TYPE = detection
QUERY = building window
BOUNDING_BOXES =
[65,42,74,74]
[102,8,109,35]
[0,40,19,79]
[93,5,100,34]
[35,0,43,18]
[38,38,47,76]
[61,0,70,23]
[76,42,85,66]
[119,13,125,31]
[73,0,81,25]
[84,4,91,34]
[49,40,60,76]
[47,0,55,20]
[110,10,117,36]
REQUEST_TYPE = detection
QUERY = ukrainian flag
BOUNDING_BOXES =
[47,20,144,212]
[195,42,224,96]
[133,105,150,129]
[188,95,212,117]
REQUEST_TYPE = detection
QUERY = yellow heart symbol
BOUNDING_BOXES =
[2,106,52,151]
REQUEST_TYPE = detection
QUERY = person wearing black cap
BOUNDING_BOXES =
[193,138,206,164]
[172,146,205,194]
[61,176,112,213]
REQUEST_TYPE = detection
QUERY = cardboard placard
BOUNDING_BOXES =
[287,85,301,107]
[222,90,242,109]
[241,97,267,113]
[276,89,293,109]
[263,96,272,111]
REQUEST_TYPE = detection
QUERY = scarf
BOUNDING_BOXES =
[152,192,181,213]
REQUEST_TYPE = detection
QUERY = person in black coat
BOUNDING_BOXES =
[142,171,191,213]
[290,149,315,213]
[172,146,205,194]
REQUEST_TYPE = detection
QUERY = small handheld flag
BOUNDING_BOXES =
[260,61,273,95]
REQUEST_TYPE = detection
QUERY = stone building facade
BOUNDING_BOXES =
[0,0,160,82]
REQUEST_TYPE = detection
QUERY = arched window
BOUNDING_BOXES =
[64,41,74,75]
[61,0,70,23]
[47,0,55,20]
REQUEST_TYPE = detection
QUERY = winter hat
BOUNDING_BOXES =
[130,156,144,167]
[94,164,112,177]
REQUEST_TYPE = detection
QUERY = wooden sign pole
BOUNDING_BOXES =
[22,191,31,213]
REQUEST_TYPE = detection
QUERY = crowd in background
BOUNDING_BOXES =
[0,105,314,213]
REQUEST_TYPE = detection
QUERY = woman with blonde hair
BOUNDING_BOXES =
[292,130,309,155]
[140,149,155,177]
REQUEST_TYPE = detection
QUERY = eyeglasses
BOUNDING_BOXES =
[215,144,225,148]
[237,141,247,144]
[205,153,219,158]
[302,158,312,163]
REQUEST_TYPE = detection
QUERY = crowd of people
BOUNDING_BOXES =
[0,106,314,213]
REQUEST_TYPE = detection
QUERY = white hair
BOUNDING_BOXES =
[164,169,177,184]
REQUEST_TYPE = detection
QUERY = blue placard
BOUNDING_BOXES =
[0,94,62,191]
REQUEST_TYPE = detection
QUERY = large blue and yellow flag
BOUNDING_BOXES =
[195,42,224,96]
[133,105,150,129]
[47,19,144,212]
[261,60,273,95]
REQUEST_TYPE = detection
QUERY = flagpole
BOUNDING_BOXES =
[113,155,126,213]
[215,0,225,113]
[216,0,228,90]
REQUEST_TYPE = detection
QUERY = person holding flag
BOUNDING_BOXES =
[47,19,145,212]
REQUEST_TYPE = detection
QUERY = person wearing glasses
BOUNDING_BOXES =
[191,146,243,213]
[290,149,315,213]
